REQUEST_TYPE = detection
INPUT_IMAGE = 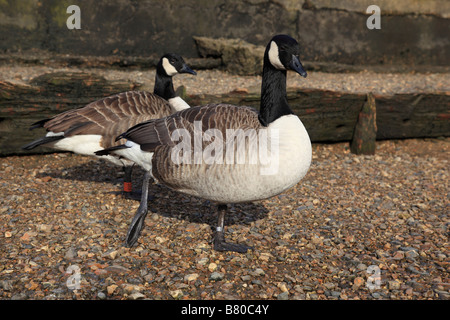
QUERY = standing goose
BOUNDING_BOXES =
[97,35,312,253]
[22,53,196,194]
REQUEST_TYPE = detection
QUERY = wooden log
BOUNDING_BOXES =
[1,71,449,156]
[375,93,450,139]
[0,72,140,155]
[350,93,377,155]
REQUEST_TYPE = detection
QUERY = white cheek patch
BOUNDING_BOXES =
[268,41,285,70]
[162,57,178,76]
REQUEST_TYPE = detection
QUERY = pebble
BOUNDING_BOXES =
[210,272,225,281]
[184,273,199,282]
[169,290,183,299]
[65,247,78,260]
[107,285,118,295]
[97,292,106,299]
[405,250,420,259]
[277,292,289,300]
[0,138,447,300]
[393,251,405,260]
[250,268,266,277]
[208,263,218,272]
[388,281,401,290]
[353,277,365,288]
[278,283,289,293]
[129,292,146,300]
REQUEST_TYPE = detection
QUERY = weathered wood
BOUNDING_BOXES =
[1,71,449,156]
[350,93,377,155]
[375,93,450,139]
[0,72,140,155]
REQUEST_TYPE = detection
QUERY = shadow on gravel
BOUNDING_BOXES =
[36,158,269,228]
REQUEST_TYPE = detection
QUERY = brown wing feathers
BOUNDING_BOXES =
[117,104,260,153]
[31,91,172,149]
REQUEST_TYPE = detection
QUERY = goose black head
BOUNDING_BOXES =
[266,34,307,78]
[159,53,197,77]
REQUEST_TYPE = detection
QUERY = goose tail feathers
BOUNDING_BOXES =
[22,135,63,150]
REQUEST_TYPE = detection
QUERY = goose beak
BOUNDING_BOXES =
[179,64,197,75]
[290,55,307,78]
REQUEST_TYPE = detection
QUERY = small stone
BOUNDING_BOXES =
[65,247,77,260]
[197,257,209,266]
[250,268,265,276]
[311,235,323,245]
[97,292,106,300]
[324,282,336,290]
[155,236,167,243]
[392,251,405,260]
[184,273,199,282]
[357,263,367,271]
[388,281,401,290]
[372,292,381,299]
[11,293,28,300]
[0,280,13,291]
[107,284,118,295]
[437,253,446,261]
[208,263,218,272]
[41,176,52,182]
[105,249,119,260]
[353,277,365,288]
[122,284,139,293]
[277,291,289,300]
[129,292,146,300]
[20,232,32,241]
[4,231,12,238]
[169,289,183,299]
[405,250,419,259]
[241,275,251,281]
[278,282,288,292]
[105,264,130,273]
[209,272,224,281]
[37,224,52,233]
[415,203,428,210]
[331,291,341,298]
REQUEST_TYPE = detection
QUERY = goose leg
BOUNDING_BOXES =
[122,165,134,194]
[213,204,252,253]
[125,170,151,247]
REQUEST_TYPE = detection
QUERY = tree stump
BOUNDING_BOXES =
[350,92,377,155]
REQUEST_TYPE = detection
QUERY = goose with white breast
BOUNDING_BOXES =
[23,53,196,194]
[97,35,312,253]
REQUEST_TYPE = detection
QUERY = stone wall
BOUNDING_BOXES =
[1,0,449,67]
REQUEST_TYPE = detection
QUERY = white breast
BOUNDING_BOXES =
[267,114,312,189]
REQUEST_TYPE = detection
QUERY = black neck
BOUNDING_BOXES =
[258,58,293,126]
[154,65,176,100]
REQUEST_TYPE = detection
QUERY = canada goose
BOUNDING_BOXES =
[22,53,196,194]
[97,35,312,253]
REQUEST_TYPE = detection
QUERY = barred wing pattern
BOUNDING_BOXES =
[119,104,273,200]
[39,91,173,149]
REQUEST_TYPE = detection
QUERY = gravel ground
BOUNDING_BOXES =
[0,138,448,300]
[2,65,449,95]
